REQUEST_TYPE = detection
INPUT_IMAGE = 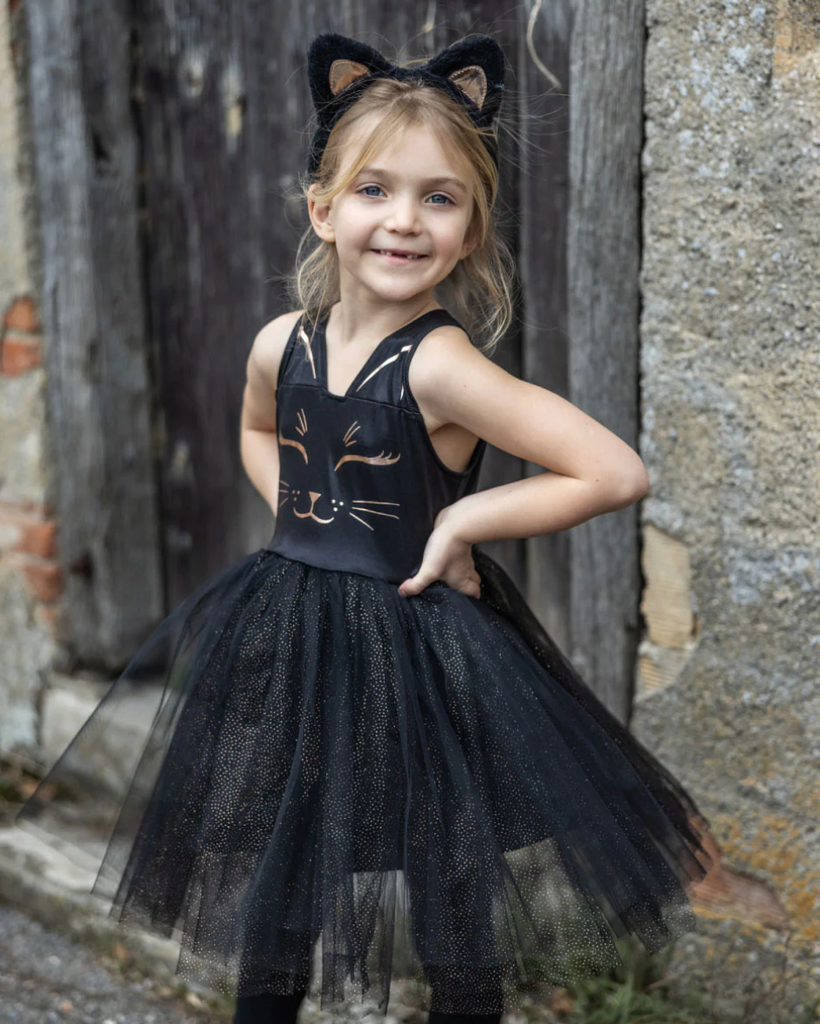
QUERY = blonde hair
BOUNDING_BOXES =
[283,64,518,355]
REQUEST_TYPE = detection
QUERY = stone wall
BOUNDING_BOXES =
[635,0,820,1007]
[0,0,63,755]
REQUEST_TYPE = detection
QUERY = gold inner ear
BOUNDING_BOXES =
[448,65,487,110]
[329,59,371,96]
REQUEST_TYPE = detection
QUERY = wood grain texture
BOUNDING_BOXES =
[567,0,644,721]
[518,0,572,652]
[25,0,162,667]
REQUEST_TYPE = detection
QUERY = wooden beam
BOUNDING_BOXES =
[25,0,163,667]
[567,0,644,721]
[519,0,572,652]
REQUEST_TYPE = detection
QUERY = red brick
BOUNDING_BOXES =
[3,296,40,333]
[21,560,64,602]
[1,336,42,376]
[18,519,58,558]
[0,506,58,556]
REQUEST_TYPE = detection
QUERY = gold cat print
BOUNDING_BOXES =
[353,343,413,392]
[278,410,401,528]
[280,406,309,463]
[298,324,318,379]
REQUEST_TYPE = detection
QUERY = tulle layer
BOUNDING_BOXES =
[15,546,712,1015]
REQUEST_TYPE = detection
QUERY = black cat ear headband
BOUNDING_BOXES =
[306,32,506,179]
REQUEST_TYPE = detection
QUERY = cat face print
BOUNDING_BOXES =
[278,406,401,531]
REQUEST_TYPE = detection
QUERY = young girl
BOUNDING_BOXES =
[16,30,712,1024]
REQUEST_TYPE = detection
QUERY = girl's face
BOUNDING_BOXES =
[308,116,477,305]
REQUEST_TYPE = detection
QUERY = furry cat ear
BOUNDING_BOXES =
[328,58,371,96]
[448,65,488,110]
[425,35,504,116]
[308,34,393,109]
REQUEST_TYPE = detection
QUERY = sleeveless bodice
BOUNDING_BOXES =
[266,307,487,583]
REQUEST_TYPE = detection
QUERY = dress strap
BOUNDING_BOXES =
[397,308,466,413]
[277,312,321,391]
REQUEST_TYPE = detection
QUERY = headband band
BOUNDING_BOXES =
[306,32,506,179]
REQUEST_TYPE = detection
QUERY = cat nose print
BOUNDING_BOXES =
[309,491,321,502]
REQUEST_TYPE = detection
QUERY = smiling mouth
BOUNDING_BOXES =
[371,249,429,262]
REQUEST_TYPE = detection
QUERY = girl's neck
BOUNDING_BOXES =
[330,285,442,347]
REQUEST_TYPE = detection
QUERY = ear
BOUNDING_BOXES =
[448,65,487,110]
[308,33,393,110]
[306,183,335,244]
[329,59,370,96]
[425,35,505,118]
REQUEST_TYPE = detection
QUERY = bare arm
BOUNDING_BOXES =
[408,325,649,548]
[239,311,303,516]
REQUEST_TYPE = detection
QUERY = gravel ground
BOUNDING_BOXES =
[0,901,212,1024]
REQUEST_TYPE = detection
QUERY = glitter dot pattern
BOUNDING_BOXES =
[14,309,714,1017]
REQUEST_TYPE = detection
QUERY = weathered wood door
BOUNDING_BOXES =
[25,0,643,721]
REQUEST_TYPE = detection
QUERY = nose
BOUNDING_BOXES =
[385,195,420,233]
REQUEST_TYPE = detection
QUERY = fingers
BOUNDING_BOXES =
[399,567,481,599]
[397,566,439,597]
[458,574,481,599]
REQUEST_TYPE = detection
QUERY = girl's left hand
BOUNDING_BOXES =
[397,510,481,599]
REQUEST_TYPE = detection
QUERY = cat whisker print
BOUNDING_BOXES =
[295,407,308,436]
[334,450,401,470]
[350,501,401,519]
[343,420,361,444]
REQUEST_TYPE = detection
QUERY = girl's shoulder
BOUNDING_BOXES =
[247,309,306,389]
[407,316,489,391]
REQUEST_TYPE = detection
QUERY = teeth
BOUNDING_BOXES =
[378,250,421,259]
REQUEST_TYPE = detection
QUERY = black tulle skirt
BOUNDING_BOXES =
[14,545,712,1015]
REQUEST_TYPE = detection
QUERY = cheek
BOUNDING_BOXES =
[430,220,469,258]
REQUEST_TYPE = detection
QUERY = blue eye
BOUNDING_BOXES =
[356,186,454,206]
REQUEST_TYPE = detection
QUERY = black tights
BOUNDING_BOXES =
[232,932,504,1024]
[232,991,504,1024]
[232,989,308,1024]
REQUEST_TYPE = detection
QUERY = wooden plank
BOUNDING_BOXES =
[567,0,644,721]
[518,0,572,652]
[136,0,300,605]
[25,0,163,667]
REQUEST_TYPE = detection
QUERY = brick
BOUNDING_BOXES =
[1,336,43,376]
[2,296,40,333]
[0,505,58,557]
[18,519,58,558]
[21,560,64,603]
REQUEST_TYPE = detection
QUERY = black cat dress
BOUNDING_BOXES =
[15,306,712,1017]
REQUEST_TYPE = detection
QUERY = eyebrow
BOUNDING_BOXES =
[353,166,468,194]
